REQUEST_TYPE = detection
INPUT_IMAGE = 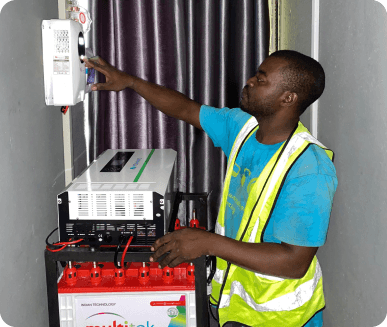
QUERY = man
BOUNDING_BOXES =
[85,50,337,327]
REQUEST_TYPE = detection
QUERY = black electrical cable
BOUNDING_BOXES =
[207,255,216,285]
[46,227,84,252]
[45,227,62,249]
[208,297,220,326]
[114,237,126,269]
[114,244,119,268]
[114,237,131,269]
[206,228,216,284]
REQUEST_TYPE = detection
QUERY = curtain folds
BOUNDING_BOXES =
[88,0,269,229]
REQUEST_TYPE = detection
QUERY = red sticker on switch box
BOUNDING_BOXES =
[79,12,86,24]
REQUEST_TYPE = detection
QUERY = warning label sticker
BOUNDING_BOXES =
[53,56,70,75]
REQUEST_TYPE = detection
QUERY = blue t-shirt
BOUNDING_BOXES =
[200,105,338,327]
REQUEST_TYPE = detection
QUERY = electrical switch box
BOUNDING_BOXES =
[42,19,86,106]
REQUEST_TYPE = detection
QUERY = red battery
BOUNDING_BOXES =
[58,262,197,327]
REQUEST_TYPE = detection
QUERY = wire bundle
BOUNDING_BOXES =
[45,227,84,252]
[114,236,134,268]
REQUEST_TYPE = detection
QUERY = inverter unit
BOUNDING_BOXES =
[57,149,177,246]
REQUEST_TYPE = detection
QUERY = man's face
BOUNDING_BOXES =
[239,57,288,117]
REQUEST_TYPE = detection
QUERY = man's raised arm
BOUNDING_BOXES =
[85,57,202,130]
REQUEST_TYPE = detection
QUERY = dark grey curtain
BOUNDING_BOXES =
[88,0,269,229]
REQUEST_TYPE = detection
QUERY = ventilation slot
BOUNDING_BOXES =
[127,194,131,216]
[133,194,145,217]
[114,194,126,216]
[78,194,89,216]
[96,194,108,216]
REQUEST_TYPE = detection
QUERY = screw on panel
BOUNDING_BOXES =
[57,199,62,204]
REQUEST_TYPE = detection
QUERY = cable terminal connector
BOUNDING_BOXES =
[190,209,200,228]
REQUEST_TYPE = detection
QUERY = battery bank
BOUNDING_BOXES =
[58,262,196,327]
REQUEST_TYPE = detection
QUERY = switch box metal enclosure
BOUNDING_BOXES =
[57,149,177,246]
[42,19,86,106]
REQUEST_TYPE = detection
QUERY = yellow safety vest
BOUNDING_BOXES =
[210,117,334,327]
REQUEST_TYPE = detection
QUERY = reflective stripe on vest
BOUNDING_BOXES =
[211,118,333,327]
[227,117,260,168]
[215,221,225,236]
[219,259,322,311]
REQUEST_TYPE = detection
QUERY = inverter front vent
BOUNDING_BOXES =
[114,194,126,216]
[133,194,145,216]
[72,185,152,220]
[78,194,89,216]
[96,194,108,216]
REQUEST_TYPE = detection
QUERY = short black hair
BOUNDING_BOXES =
[269,50,325,114]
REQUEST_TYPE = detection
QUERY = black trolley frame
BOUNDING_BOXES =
[45,192,209,327]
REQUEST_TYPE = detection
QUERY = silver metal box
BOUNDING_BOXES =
[57,149,177,246]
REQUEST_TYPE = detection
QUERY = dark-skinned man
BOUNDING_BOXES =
[85,50,337,327]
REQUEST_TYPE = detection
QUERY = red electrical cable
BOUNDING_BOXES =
[46,238,84,252]
[46,244,67,252]
[120,236,134,266]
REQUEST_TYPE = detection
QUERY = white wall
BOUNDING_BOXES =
[318,1,387,326]
[0,1,65,325]
[281,1,387,326]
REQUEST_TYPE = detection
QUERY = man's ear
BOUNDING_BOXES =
[282,91,298,107]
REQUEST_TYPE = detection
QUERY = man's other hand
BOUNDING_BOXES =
[149,228,212,268]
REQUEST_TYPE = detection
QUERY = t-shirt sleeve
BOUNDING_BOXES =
[270,173,337,247]
[199,105,251,157]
